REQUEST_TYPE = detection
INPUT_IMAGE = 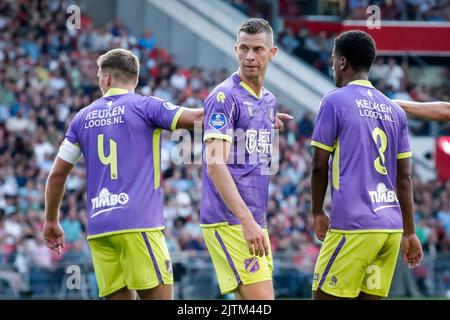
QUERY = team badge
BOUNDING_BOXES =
[244,257,260,273]
[243,101,253,117]
[209,113,227,129]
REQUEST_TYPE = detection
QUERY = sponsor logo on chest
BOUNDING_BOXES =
[246,129,272,154]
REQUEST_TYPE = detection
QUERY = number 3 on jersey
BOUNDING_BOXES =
[372,127,387,175]
[97,134,118,180]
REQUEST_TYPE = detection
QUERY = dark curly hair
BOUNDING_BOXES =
[334,30,377,72]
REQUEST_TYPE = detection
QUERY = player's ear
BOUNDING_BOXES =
[105,73,112,86]
[269,46,278,60]
[340,56,347,71]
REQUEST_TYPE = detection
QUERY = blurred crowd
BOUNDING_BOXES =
[286,42,450,136]
[231,1,450,135]
[229,0,450,21]
[346,0,450,21]
[278,26,450,135]
[0,0,449,297]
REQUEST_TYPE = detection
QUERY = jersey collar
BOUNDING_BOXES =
[347,79,374,88]
[233,72,263,99]
[103,88,131,97]
[239,81,263,99]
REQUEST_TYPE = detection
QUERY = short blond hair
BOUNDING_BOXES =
[96,48,139,84]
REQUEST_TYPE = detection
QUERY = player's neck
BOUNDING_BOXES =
[106,85,135,94]
[342,72,369,86]
[237,70,263,97]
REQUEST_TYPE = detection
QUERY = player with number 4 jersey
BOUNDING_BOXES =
[65,89,182,238]
[44,49,203,300]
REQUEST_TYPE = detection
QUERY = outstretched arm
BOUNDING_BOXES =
[175,108,204,130]
[394,100,450,121]
[175,109,292,130]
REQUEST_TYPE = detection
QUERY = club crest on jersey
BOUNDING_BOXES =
[244,257,260,273]
[243,101,253,117]
[209,113,227,129]
[163,101,178,110]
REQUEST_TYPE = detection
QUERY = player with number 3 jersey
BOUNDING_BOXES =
[310,31,423,300]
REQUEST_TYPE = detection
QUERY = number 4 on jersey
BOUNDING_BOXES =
[97,134,118,180]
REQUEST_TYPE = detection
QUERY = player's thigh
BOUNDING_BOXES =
[201,225,273,296]
[113,230,174,290]
[361,232,402,298]
[88,236,126,298]
[137,284,173,300]
[312,231,386,298]
[105,287,137,300]
[237,280,274,300]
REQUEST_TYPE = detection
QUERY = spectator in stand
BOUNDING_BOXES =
[281,27,300,54]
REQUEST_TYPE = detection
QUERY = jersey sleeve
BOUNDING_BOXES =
[65,111,82,145]
[60,112,83,164]
[145,97,185,131]
[397,112,413,159]
[203,90,235,142]
[311,97,339,152]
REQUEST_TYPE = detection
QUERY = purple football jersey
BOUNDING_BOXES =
[200,73,278,227]
[311,80,412,231]
[65,88,184,238]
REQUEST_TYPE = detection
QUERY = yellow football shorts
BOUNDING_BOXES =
[312,230,402,298]
[201,224,273,295]
[88,230,173,297]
